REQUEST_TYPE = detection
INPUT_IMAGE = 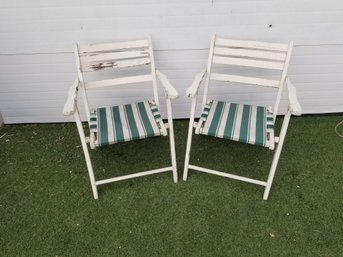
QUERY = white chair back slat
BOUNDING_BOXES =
[81,57,151,72]
[212,56,285,70]
[215,38,289,52]
[214,47,287,61]
[78,39,149,53]
[210,73,279,88]
[85,74,153,89]
[80,50,150,63]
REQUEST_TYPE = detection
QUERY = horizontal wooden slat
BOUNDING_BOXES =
[82,58,151,72]
[85,74,153,89]
[215,38,289,52]
[214,47,287,61]
[210,73,280,88]
[80,50,149,63]
[78,39,149,53]
[213,56,285,70]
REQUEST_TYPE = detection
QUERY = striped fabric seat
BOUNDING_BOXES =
[89,101,164,147]
[196,100,274,147]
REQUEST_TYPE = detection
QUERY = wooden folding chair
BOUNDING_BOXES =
[183,35,301,200]
[63,37,178,199]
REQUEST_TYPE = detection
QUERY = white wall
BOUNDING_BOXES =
[0,0,343,123]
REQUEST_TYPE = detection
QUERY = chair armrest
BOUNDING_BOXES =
[186,69,207,98]
[155,70,178,99]
[286,78,302,116]
[63,78,80,116]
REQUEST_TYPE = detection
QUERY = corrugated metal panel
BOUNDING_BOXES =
[0,0,342,123]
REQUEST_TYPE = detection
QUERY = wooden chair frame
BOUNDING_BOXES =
[63,37,178,199]
[183,35,301,200]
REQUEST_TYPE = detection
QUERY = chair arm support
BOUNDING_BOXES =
[286,78,302,116]
[186,69,207,98]
[63,78,80,116]
[155,70,178,99]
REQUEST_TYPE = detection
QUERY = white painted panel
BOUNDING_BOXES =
[0,1,343,53]
[0,1,343,123]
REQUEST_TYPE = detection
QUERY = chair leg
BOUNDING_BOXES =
[263,110,292,200]
[166,98,178,183]
[183,98,197,181]
[183,123,194,181]
[74,109,98,199]
[168,122,178,183]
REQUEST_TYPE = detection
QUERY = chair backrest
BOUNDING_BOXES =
[74,37,159,121]
[203,34,293,121]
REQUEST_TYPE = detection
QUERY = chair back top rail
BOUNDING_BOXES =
[215,38,289,52]
[77,39,149,53]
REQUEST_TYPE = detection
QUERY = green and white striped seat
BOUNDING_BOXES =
[196,100,274,148]
[89,101,165,147]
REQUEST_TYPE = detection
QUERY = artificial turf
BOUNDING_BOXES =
[0,116,342,256]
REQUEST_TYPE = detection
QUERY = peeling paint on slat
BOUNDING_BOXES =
[82,58,151,72]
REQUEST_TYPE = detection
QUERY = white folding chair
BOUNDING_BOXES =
[63,37,178,199]
[183,35,301,200]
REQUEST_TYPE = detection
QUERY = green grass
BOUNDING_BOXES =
[0,116,342,257]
